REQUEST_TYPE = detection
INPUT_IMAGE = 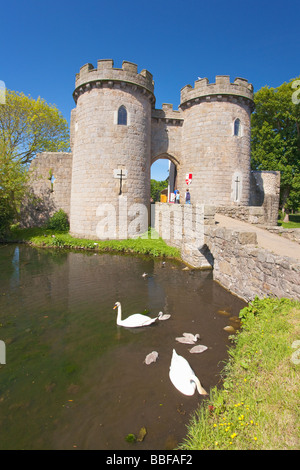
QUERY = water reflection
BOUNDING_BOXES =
[0,245,246,450]
[11,246,20,289]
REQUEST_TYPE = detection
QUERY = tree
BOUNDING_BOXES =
[0,89,70,165]
[251,78,300,219]
[0,142,28,236]
[0,90,70,235]
[151,179,168,202]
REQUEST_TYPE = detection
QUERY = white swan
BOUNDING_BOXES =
[169,349,208,396]
[113,302,158,328]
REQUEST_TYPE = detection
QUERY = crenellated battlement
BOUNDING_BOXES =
[180,75,254,109]
[151,103,184,125]
[73,59,155,104]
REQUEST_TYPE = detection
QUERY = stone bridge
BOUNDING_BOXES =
[155,203,300,302]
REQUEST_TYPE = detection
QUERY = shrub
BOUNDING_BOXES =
[46,209,69,231]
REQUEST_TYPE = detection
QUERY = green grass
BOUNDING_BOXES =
[5,226,181,260]
[179,297,300,450]
[278,221,300,229]
[278,213,300,229]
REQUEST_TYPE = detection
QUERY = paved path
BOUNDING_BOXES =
[215,214,300,261]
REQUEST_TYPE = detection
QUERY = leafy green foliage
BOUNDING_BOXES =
[251,78,300,213]
[0,89,70,164]
[0,142,28,237]
[278,213,300,228]
[46,209,69,231]
[0,198,15,237]
[0,89,70,236]
[150,179,168,202]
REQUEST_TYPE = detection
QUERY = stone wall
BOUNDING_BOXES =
[250,170,281,226]
[207,226,300,302]
[155,202,215,268]
[155,202,300,302]
[21,152,73,227]
[151,103,183,166]
[214,205,266,224]
[263,227,300,244]
[214,171,281,226]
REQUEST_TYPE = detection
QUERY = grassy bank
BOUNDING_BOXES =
[5,226,181,260]
[278,213,300,229]
[179,297,300,450]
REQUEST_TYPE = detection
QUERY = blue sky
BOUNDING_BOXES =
[1,0,299,180]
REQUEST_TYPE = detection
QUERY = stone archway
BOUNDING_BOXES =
[151,152,181,201]
[151,152,181,167]
[150,153,181,227]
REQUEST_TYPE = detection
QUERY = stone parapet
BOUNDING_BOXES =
[73,59,155,105]
[263,227,300,244]
[180,75,254,110]
[215,205,267,225]
[151,103,184,124]
[207,225,300,301]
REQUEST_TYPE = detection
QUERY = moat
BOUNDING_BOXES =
[0,244,245,450]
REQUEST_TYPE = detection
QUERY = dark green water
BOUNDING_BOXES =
[0,244,245,450]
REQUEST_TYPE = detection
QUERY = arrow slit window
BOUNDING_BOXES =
[118,106,127,126]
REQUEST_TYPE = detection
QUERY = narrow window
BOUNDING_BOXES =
[118,105,127,125]
[234,118,241,136]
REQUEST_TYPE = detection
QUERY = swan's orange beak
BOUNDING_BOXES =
[113,305,117,309]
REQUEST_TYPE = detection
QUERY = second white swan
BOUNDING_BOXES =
[169,349,208,396]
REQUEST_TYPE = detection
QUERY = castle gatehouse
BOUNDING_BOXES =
[24,59,280,238]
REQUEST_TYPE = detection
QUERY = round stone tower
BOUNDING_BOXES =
[179,76,254,206]
[69,60,155,239]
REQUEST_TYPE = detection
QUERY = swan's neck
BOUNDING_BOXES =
[117,305,122,324]
[191,375,207,395]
